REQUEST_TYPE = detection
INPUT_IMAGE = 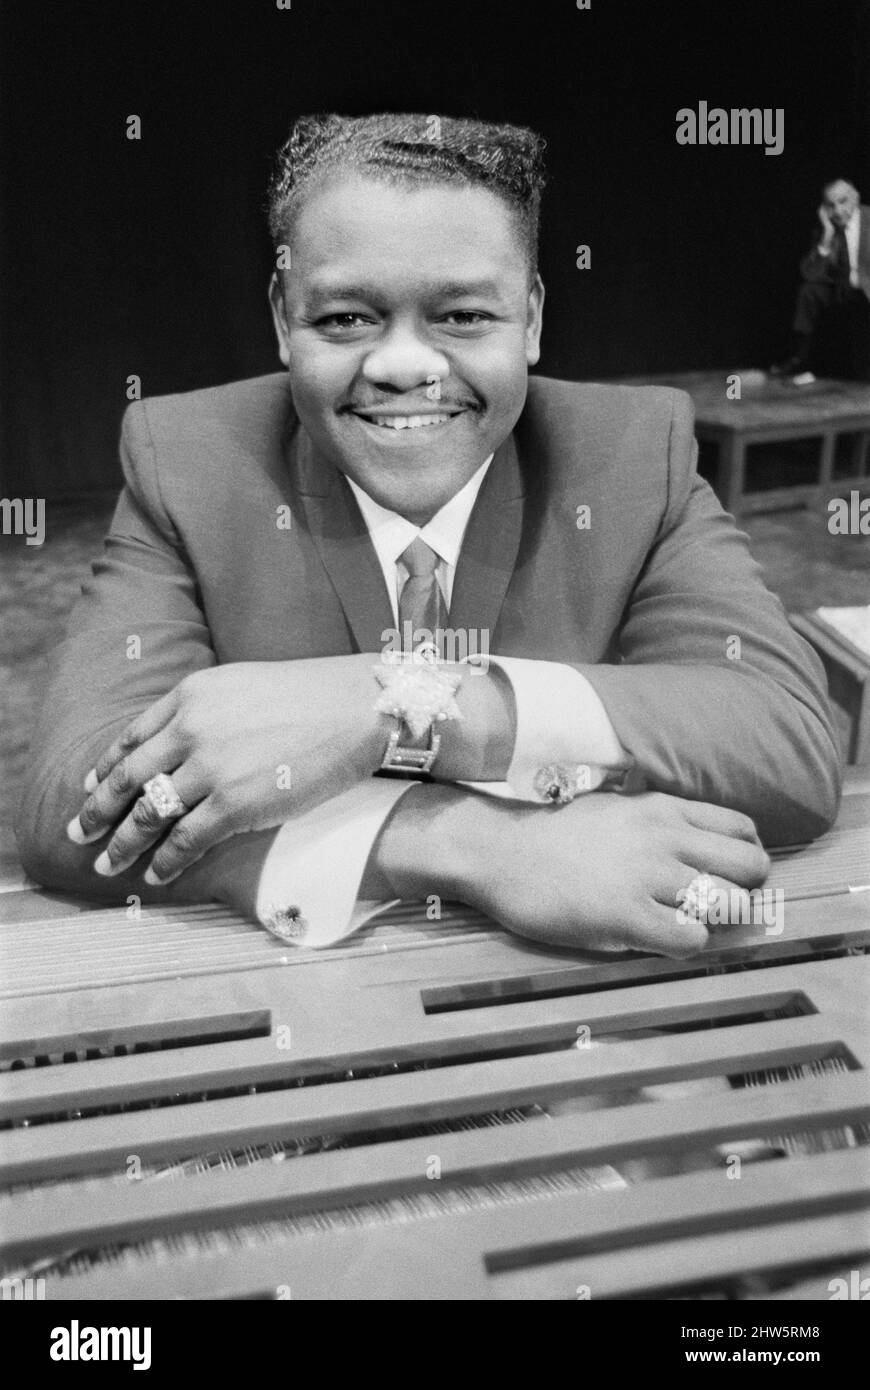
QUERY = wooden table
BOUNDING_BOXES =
[614,369,870,517]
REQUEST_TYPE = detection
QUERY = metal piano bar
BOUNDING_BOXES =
[31,1156,870,1302]
[3,1073,867,1266]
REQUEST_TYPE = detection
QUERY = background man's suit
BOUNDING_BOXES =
[15,375,841,911]
[795,205,870,378]
[799,204,870,300]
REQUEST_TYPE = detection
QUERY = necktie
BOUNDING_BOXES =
[398,537,446,654]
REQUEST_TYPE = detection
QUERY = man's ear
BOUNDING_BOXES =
[268,272,291,368]
[525,274,545,366]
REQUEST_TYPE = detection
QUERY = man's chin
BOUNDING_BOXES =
[311,412,493,505]
[346,462,483,518]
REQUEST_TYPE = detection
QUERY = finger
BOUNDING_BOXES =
[93,769,201,877]
[589,862,710,959]
[85,691,181,791]
[669,800,762,845]
[68,730,180,844]
[675,830,770,887]
[621,899,710,960]
[143,799,234,886]
[668,873,766,938]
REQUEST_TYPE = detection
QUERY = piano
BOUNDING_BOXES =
[1,771,868,1301]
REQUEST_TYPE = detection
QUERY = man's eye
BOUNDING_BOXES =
[317,313,372,330]
[441,311,490,327]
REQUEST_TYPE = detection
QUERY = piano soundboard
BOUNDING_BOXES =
[1,779,868,1301]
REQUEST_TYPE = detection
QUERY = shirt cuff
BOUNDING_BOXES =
[461,655,630,803]
[255,779,415,948]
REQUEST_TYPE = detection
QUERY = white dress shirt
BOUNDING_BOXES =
[256,458,630,946]
[347,455,494,619]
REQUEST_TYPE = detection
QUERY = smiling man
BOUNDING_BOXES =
[268,154,542,522]
[15,113,841,958]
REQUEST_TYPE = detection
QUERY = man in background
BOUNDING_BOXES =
[772,178,870,380]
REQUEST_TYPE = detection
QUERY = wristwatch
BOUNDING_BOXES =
[373,656,463,779]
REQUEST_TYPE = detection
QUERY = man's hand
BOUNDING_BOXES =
[817,202,835,249]
[67,657,383,883]
[379,786,770,959]
[475,791,770,957]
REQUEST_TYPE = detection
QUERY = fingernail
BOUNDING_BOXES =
[67,816,103,846]
[143,866,165,886]
[67,816,89,844]
[83,768,98,793]
[94,851,117,877]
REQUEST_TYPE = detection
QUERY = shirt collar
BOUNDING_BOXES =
[346,454,494,568]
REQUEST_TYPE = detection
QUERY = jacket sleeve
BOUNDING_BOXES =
[576,390,842,846]
[799,235,837,283]
[13,401,280,907]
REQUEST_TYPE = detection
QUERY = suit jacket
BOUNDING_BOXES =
[800,205,870,300]
[15,374,841,911]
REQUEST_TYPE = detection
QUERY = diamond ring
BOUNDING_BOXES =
[142,773,189,823]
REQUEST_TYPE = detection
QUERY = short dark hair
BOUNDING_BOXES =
[267,112,547,279]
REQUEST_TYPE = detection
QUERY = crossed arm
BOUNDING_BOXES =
[15,414,841,959]
[30,645,775,958]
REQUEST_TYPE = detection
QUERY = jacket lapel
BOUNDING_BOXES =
[448,432,526,643]
[286,427,395,653]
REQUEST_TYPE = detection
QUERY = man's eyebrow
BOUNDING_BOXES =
[304,278,507,303]
[304,283,381,303]
[427,279,506,299]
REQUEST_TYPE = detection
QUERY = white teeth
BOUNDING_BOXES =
[367,414,452,430]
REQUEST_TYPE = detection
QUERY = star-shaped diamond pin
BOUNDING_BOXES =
[373,664,463,740]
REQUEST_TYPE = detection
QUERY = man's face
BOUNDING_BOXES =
[823,180,859,227]
[269,173,544,523]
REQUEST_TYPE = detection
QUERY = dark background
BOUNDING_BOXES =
[2,0,868,499]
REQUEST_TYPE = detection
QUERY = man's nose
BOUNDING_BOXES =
[361,328,450,393]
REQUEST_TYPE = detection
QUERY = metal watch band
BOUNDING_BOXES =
[377,724,443,777]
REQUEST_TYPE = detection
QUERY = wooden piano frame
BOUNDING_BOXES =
[1,774,868,1300]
